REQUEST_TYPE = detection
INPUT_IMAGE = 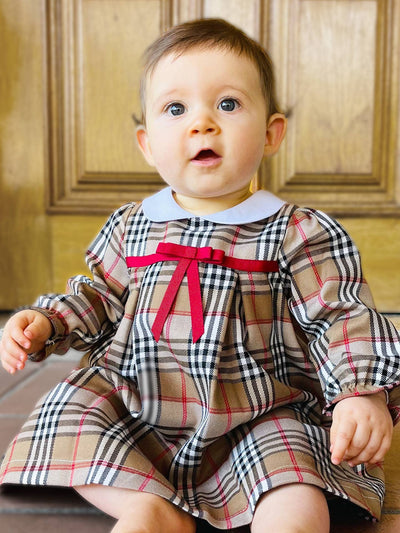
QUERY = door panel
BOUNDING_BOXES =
[0,0,52,307]
[0,0,399,311]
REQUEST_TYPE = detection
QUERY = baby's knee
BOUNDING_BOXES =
[251,484,329,533]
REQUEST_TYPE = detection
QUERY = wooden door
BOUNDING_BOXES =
[1,0,399,312]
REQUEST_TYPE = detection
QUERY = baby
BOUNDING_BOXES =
[1,18,400,533]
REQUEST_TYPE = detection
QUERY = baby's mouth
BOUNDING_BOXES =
[191,149,222,165]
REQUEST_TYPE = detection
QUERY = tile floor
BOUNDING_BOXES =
[0,313,399,532]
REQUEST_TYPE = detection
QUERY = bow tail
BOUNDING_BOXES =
[152,258,191,341]
[187,260,205,342]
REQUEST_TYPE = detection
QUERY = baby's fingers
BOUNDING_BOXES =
[14,331,30,350]
[1,331,30,359]
[330,418,357,465]
[0,344,27,374]
[348,430,392,467]
[2,358,24,374]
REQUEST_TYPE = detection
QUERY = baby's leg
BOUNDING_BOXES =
[75,484,196,533]
[251,483,330,533]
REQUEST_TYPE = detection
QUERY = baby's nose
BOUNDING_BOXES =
[189,111,220,135]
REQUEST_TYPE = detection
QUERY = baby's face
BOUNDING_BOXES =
[137,48,271,213]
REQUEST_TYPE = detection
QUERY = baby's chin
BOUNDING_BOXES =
[172,187,252,215]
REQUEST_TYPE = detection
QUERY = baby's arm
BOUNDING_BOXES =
[330,391,393,466]
[0,310,52,374]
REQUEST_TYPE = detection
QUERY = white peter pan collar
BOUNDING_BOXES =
[142,187,286,224]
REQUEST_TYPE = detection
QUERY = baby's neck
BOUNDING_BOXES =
[173,188,253,216]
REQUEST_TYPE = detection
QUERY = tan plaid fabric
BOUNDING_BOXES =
[1,202,400,529]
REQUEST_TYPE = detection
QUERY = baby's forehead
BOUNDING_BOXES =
[147,46,257,82]
[150,44,253,74]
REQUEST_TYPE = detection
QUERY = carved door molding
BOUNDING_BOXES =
[45,0,171,214]
[45,0,400,216]
[261,0,400,216]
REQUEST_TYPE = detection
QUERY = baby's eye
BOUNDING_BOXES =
[218,98,239,112]
[166,103,186,116]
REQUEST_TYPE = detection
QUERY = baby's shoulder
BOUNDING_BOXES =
[279,204,357,261]
[107,201,145,226]
[281,204,346,236]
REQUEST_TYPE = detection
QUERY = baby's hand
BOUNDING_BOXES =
[330,391,393,467]
[0,310,52,374]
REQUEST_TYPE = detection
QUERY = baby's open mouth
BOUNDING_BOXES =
[192,149,221,163]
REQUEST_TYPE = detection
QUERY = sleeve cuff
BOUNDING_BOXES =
[27,308,69,362]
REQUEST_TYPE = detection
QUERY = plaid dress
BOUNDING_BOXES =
[1,188,400,529]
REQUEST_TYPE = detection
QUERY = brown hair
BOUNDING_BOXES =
[138,18,282,125]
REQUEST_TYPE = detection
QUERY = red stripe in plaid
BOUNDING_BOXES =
[87,250,126,292]
[228,226,241,257]
[0,434,18,483]
[247,271,271,368]
[343,311,358,382]
[272,415,304,482]
[293,213,323,288]
[138,465,156,491]
[69,385,130,485]
[205,448,233,529]
[141,388,304,414]
[217,377,233,433]
[5,460,154,477]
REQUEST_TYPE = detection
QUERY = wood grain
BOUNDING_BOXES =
[0,0,51,307]
[264,0,400,216]
[0,0,399,313]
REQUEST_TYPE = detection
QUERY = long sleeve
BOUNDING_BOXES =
[279,207,400,422]
[29,203,135,360]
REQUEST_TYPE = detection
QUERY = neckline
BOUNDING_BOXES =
[142,187,286,224]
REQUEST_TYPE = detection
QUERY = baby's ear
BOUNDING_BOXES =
[264,113,287,157]
[136,125,155,166]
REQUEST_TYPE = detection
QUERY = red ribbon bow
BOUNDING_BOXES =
[151,243,225,342]
[126,242,279,343]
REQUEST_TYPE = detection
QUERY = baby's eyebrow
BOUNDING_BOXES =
[217,85,254,101]
[155,87,250,101]
[151,89,183,105]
